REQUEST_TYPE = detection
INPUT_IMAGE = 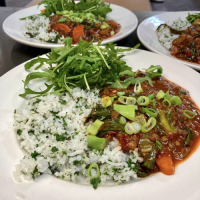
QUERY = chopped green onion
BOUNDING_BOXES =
[87,135,106,150]
[101,96,112,107]
[141,107,158,117]
[127,97,137,105]
[148,94,155,100]
[118,96,128,104]
[125,122,134,135]
[87,163,100,179]
[87,120,104,135]
[162,99,171,107]
[131,122,141,133]
[117,92,125,96]
[114,104,135,121]
[137,96,150,106]
[164,90,170,100]
[197,110,200,115]
[134,81,143,94]
[58,18,67,23]
[119,116,126,125]
[141,117,156,133]
[110,96,117,102]
[169,96,182,106]
[183,110,195,119]
[156,90,165,100]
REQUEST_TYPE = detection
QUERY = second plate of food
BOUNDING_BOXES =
[3,1,138,49]
[137,11,200,70]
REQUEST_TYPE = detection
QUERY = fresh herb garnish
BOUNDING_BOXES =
[186,13,200,23]
[17,129,22,136]
[90,177,101,190]
[20,39,138,98]
[31,151,40,160]
[51,146,59,152]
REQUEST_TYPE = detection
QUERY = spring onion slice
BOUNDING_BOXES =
[131,122,141,133]
[117,92,125,96]
[127,97,137,105]
[114,104,135,121]
[110,96,117,102]
[87,163,100,179]
[137,96,150,106]
[169,96,182,106]
[148,94,155,100]
[87,119,104,135]
[183,110,195,119]
[141,107,158,117]
[141,117,157,133]
[119,116,126,125]
[134,81,143,94]
[197,110,200,116]
[162,99,171,107]
[156,90,165,100]
[118,96,128,104]
[125,122,134,135]
[101,96,112,107]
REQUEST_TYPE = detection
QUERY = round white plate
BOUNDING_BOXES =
[3,4,138,49]
[0,49,200,200]
[137,11,200,71]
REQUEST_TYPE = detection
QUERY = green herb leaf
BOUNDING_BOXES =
[31,151,40,160]
[90,177,101,190]
[17,129,22,136]
[51,146,59,152]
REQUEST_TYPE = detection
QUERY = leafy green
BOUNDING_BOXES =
[20,39,138,98]
[54,133,67,141]
[186,13,200,23]
[184,128,194,146]
[146,65,163,79]
[90,177,101,190]
[38,0,112,18]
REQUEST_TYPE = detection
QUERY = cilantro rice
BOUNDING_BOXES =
[13,88,142,186]
[157,18,191,51]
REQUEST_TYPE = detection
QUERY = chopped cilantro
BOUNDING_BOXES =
[73,160,82,165]
[31,151,40,160]
[60,100,66,105]
[90,177,101,190]
[51,146,59,153]
[54,133,66,141]
[17,129,22,136]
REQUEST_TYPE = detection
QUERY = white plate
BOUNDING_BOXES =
[137,11,200,71]
[0,49,200,200]
[2,4,138,49]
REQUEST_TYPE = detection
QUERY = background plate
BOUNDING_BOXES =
[0,49,200,200]
[137,11,200,71]
[3,4,138,49]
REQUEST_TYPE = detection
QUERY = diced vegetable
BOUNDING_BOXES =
[127,97,137,105]
[54,23,71,33]
[156,90,165,100]
[162,99,171,107]
[148,93,155,100]
[134,81,143,94]
[156,154,175,175]
[125,122,135,135]
[158,110,177,133]
[87,163,100,179]
[141,117,156,133]
[87,119,104,135]
[119,116,126,125]
[131,122,141,133]
[141,107,158,118]
[117,92,125,96]
[114,104,135,121]
[101,96,112,107]
[118,96,128,104]
[183,110,195,119]
[87,135,106,150]
[137,96,150,106]
[73,25,84,43]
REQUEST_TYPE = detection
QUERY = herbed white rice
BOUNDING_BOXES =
[157,18,191,51]
[23,15,63,43]
[13,88,142,186]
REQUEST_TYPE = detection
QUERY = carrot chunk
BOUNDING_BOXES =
[54,24,71,34]
[73,25,84,43]
[107,20,118,27]
[156,154,175,175]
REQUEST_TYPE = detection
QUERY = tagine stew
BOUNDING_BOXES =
[87,73,200,177]
[49,14,121,44]
[171,19,200,64]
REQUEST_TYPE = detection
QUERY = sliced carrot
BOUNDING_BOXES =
[156,154,175,175]
[40,9,46,13]
[73,25,84,43]
[54,24,71,34]
[107,20,118,27]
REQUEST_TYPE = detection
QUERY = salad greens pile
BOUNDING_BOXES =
[20,39,140,98]
[186,13,200,23]
[38,0,112,18]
